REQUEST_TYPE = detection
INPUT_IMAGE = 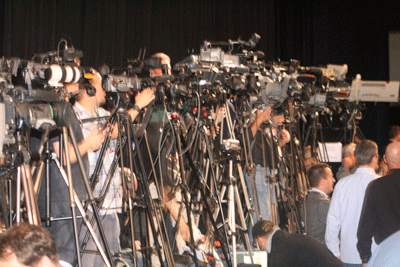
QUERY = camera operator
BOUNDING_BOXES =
[73,70,154,266]
[246,107,290,245]
[31,78,105,265]
[144,53,222,264]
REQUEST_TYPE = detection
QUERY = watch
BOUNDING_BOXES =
[132,104,141,112]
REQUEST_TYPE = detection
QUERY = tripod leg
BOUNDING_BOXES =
[131,125,174,267]
[0,178,10,228]
[62,127,83,267]
[228,181,236,267]
[15,166,22,224]
[67,124,115,267]
[237,164,255,226]
[117,114,138,267]
[233,181,254,264]
[20,163,41,225]
[53,155,112,267]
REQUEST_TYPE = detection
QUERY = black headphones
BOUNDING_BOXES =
[85,84,96,96]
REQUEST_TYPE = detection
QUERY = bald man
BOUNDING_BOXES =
[357,141,400,266]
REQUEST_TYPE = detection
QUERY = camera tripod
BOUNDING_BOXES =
[303,108,330,162]
[146,106,233,267]
[209,102,255,267]
[75,100,176,267]
[30,103,115,267]
[0,130,41,228]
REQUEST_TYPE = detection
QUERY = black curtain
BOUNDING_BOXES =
[1,0,400,150]
[1,0,275,67]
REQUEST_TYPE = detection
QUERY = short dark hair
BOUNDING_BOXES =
[354,140,378,166]
[252,220,275,239]
[0,223,59,265]
[307,163,331,187]
[389,125,400,140]
[74,83,89,101]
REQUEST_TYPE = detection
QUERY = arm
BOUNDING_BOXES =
[108,88,155,138]
[277,128,290,148]
[317,198,330,225]
[325,187,342,258]
[270,114,290,147]
[127,87,155,122]
[250,107,272,137]
[53,125,105,164]
[357,182,377,264]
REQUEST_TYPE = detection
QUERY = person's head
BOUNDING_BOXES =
[385,141,400,170]
[354,140,379,169]
[252,220,275,251]
[376,154,389,176]
[343,142,356,158]
[307,163,335,194]
[75,71,106,107]
[389,125,400,142]
[64,83,79,96]
[150,53,171,77]
[0,223,61,267]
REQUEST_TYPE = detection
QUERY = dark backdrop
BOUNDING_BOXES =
[1,0,399,152]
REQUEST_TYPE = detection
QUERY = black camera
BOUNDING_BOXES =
[102,74,149,93]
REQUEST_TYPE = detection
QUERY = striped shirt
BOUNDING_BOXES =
[73,102,122,214]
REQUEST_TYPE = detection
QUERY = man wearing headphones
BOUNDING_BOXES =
[73,70,154,266]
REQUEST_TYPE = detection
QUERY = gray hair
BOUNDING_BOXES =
[342,143,356,157]
[354,140,378,166]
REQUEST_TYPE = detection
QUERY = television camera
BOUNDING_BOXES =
[0,41,92,167]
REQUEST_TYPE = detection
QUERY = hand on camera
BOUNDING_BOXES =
[271,114,285,126]
[213,106,226,125]
[86,124,105,152]
[135,87,155,109]
[256,107,273,124]
[278,128,291,147]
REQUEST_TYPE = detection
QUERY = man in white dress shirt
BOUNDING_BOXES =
[325,140,380,267]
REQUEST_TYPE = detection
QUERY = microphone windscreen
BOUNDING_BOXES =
[99,64,110,76]
[255,51,265,59]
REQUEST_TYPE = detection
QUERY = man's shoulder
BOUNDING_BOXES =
[369,170,400,189]
[279,230,318,245]
[306,191,328,202]
[336,169,377,186]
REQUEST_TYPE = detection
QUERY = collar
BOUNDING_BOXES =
[356,167,376,173]
[311,187,329,199]
[74,101,98,118]
[266,226,280,253]
[74,101,90,114]
[355,167,380,178]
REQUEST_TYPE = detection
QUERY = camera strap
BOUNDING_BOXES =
[135,100,154,138]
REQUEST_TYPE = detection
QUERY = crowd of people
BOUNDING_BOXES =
[0,51,400,267]
[303,133,400,267]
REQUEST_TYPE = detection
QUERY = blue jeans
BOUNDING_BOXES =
[80,211,121,267]
[245,166,277,245]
